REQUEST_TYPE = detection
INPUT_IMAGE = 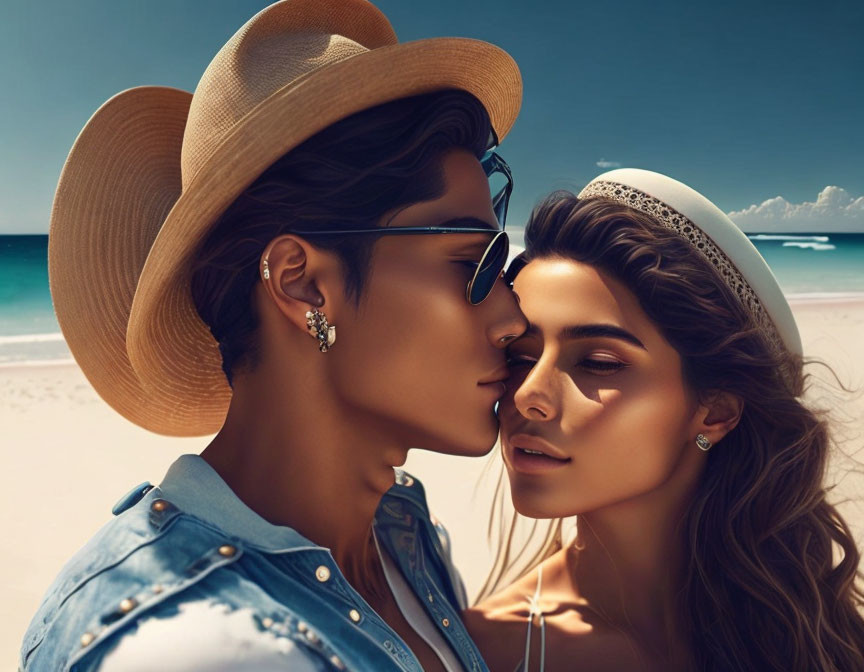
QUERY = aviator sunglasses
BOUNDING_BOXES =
[284,146,513,305]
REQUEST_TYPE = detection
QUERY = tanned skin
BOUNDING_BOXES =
[464,258,742,672]
[201,149,527,672]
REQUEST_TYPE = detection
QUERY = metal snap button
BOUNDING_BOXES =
[349,609,361,623]
[218,544,237,557]
[315,565,331,582]
[442,618,450,627]
[150,499,169,512]
[80,632,95,647]
[118,597,137,613]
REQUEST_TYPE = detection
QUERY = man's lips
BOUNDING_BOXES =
[478,380,507,400]
[478,367,509,401]
[478,367,510,386]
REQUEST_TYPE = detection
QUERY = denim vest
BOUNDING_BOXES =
[19,454,488,672]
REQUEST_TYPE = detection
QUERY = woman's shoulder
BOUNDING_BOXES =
[464,558,659,672]
[462,568,542,671]
[466,565,541,621]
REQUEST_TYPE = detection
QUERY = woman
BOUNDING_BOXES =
[464,169,864,671]
[20,1,525,670]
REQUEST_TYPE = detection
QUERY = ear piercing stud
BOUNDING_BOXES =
[696,434,712,451]
[306,309,336,352]
[262,258,270,280]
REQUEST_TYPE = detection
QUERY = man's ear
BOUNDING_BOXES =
[691,390,744,448]
[258,235,333,335]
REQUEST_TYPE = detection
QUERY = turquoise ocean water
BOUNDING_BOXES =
[1,233,863,365]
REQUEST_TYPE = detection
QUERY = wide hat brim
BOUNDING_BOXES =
[50,28,521,436]
[579,168,803,359]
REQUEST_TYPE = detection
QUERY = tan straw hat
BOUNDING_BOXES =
[48,0,522,437]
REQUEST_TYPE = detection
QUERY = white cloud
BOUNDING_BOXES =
[596,159,621,169]
[728,186,864,233]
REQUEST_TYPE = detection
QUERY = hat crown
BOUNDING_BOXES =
[578,168,803,362]
[181,0,397,190]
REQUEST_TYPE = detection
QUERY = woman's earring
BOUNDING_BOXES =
[306,309,336,352]
[695,434,712,451]
[262,258,270,280]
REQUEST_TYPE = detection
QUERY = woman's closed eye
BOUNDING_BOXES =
[505,354,628,375]
[582,358,626,373]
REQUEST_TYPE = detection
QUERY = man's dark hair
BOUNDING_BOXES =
[190,89,492,386]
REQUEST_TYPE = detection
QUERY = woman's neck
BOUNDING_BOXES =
[568,499,688,641]
[558,438,708,658]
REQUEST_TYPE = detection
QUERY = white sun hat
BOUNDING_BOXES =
[577,168,802,359]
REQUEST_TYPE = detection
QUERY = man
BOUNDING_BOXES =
[20,0,524,670]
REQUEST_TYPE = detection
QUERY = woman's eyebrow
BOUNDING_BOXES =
[524,322,646,349]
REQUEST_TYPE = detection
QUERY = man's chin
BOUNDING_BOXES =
[406,410,500,457]
[433,427,500,458]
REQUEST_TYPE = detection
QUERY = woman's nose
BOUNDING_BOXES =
[512,361,558,421]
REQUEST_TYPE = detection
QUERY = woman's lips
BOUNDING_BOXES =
[507,433,572,474]
[509,448,572,474]
[509,433,571,460]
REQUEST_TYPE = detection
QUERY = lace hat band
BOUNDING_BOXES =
[578,169,802,362]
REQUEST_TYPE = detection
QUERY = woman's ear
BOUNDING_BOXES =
[691,390,744,447]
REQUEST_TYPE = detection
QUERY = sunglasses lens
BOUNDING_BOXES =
[468,232,509,305]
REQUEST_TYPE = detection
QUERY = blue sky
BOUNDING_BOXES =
[1,0,862,234]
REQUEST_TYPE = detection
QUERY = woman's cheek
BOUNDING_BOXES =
[574,384,684,466]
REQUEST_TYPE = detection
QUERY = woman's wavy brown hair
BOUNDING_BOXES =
[480,192,864,670]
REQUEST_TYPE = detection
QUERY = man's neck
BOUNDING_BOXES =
[199,368,408,586]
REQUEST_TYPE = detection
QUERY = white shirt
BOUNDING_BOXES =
[376,531,465,672]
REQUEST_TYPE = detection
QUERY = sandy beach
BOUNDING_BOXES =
[3,297,863,669]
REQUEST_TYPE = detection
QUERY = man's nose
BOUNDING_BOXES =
[485,275,527,349]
